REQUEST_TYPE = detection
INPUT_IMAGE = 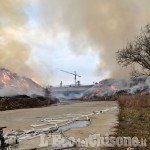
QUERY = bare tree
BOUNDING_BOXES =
[117,24,150,77]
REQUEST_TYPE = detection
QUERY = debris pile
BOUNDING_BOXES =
[83,76,150,100]
[0,95,51,111]
[0,68,44,97]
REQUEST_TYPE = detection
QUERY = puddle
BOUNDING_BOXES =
[57,120,91,132]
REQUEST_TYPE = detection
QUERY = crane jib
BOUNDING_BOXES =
[60,70,81,77]
[60,70,81,86]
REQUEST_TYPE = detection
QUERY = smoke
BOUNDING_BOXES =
[0,87,18,97]
[0,0,52,84]
[36,0,150,79]
[0,0,33,77]
[0,0,150,85]
[0,38,32,75]
[146,77,150,86]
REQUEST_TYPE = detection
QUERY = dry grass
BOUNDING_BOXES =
[105,94,150,150]
[119,95,150,108]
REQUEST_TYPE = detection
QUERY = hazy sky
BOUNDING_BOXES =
[0,0,150,86]
[25,7,104,86]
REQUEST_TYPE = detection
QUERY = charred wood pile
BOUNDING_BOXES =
[0,95,58,111]
[82,76,150,101]
[0,69,60,111]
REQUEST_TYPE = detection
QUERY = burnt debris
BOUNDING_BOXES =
[0,95,59,111]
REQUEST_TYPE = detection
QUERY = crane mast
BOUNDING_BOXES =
[60,70,81,86]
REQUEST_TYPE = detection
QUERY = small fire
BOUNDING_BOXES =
[0,68,44,96]
[23,82,30,88]
[140,90,150,95]
[2,73,11,86]
[83,96,89,101]
[95,89,101,94]
[31,78,43,88]
[109,85,117,91]
[92,89,101,97]
[3,74,11,81]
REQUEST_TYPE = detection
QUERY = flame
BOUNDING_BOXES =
[31,78,43,88]
[109,85,117,91]
[83,96,89,101]
[2,73,11,85]
[23,82,30,88]
[0,69,44,96]
[92,89,101,97]
[95,89,101,94]
[3,74,11,81]
[140,90,150,95]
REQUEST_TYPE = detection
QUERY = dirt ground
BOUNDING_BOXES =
[0,101,119,150]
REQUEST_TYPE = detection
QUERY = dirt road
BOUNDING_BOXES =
[0,101,119,149]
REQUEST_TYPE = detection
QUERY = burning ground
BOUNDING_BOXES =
[0,68,150,111]
[0,68,149,149]
[82,76,150,100]
[0,68,44,97]
[49,76,150,102]
[0,68,56,110]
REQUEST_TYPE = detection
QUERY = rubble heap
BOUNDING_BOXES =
[83,76,150,100]
[0,95,51,111]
